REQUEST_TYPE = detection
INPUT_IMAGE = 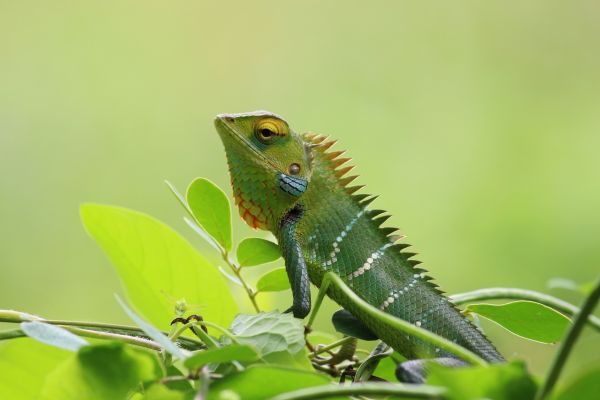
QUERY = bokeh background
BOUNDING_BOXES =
[1,0,599,381]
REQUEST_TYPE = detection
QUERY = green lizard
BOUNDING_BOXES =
[214,110,504,381]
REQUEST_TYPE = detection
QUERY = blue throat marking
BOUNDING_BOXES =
[277,173,308,196]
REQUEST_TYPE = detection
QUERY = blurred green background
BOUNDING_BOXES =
[1,0,599,380]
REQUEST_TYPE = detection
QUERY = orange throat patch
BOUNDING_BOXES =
[233,190,268,230]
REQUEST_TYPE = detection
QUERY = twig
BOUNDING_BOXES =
[450,287,600,333]
[309,336,355,359]
[223,252,261,313]
[535,276,600,400]
[0,313,203,350]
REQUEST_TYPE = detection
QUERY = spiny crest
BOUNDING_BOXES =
[303,132,445,296]
[303,132,360,195]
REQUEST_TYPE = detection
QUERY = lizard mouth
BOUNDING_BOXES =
[214,116,279,171]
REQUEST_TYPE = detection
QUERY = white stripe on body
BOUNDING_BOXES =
[346,242,394,280]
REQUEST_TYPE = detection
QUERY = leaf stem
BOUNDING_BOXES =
[223,251,261,313]
[450,287,600,333]
[267,382,446,400]
[534,276,600,400]
[309,336,355,359]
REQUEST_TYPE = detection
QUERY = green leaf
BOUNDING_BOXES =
[256,268,290,293]
[207,365,333,400]
[261,348,313,370]
[332,309,378,340]
[39,342,161,400]
[163,365,194,392]
[184,216,222,253]
[554,366,600,400]
[80,204,238,332]
[0,339,70,400]
[186,178,232,251]
[116,295,187,360]
[466,301,570,343]
[236,238,281,267]
[227,311,304,356]
[21,321,89,352]
[427,361,537,400]
[184,344,258,368]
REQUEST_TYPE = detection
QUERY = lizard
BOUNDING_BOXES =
[213,110,505,382]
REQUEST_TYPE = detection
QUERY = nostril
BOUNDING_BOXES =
[225,117,234,123]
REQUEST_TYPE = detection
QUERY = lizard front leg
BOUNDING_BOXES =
[278,205,311,319]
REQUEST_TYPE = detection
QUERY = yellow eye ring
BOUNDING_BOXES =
[254,118,288,143]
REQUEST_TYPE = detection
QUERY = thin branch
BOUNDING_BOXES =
[450,287,600,333]
[535,276,600,400]
[309,336,355,359]
[224,252,261,313]
[0,311,203,350]
[183,214,260,313]
[64,326,163,351]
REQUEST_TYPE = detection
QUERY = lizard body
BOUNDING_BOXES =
[214,111,504,374]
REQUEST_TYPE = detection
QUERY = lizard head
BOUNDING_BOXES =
[214,111,313,231]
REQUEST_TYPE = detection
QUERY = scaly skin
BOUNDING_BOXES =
[214,110,504,364]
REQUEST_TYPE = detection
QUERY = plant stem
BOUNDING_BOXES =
[309,336,355,359]
[179,204,260,313]
[186,211,260,313]
[0,329,26,340]
[0,311,203,349]
[196,366,210,400]
[0,313,161,351]
[534,276,600,400]
[223,251,261,313]
[450,287,600,333]
[65,326,164,351]
[267,382,446,400]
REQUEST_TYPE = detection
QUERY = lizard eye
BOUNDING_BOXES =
[259,128,275,139]
[288,163,301,175]
[254,117,288,144]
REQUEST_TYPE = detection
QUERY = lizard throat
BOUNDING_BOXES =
[233,187,269,230]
